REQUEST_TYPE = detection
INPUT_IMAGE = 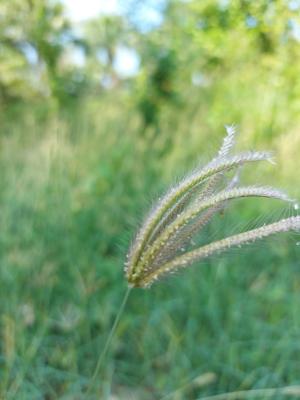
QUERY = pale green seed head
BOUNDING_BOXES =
[125,128,299,288]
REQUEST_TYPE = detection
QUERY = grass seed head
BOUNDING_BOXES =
[125,128,300,288]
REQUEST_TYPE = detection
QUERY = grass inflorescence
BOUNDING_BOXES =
[125,126,300,288]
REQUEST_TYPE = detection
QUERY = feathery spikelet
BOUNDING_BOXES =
[125,128,299,288]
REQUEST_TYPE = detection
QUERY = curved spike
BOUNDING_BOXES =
[137,216,300,288]
[127,151,273,276]
[217,125,237,160]
[153,170,241,266]
[131,186,291,279]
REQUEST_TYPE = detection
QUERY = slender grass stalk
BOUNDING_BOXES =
[125,127,299,288]
[87,286,131,394]
[159,372,216,400]
[197,385,300,399]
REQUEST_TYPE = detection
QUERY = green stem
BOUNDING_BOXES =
[87,286,131,394]
[198,385,300,399]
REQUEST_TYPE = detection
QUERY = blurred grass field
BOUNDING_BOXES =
[0,94,299,399]
[1,1,300,398]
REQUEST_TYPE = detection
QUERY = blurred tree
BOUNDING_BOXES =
[0,0,84,104]
[83,15,129,90]
[137,47,178,129]
[129,0,300,139]
[1,0,300,127]
[130,1,181,130]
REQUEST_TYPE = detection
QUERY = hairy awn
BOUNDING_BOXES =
[125,126,300,288]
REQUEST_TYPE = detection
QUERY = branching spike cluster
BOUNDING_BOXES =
[125,128,299,288]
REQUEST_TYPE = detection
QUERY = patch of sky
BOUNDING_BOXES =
[113,46,140,78]
[120,0,165,33]
[20,43,39,64]
[59,0,164,75]
[218,0,230,10]
[246,15,258,29]
[62,0,120,22]
[69,46,86,67]
[62,0,164,32]
[289,19,300,41]
[289,0,300,11]
[191,72,210,87]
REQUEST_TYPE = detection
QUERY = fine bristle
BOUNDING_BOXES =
[125,128,299,288]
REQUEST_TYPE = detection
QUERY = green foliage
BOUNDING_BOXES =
[0,0,300,398]
[0,0,83,103]
[137,48,179,128]
[0,97,299,399]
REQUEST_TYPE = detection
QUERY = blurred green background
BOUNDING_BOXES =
[0,0,300,399]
